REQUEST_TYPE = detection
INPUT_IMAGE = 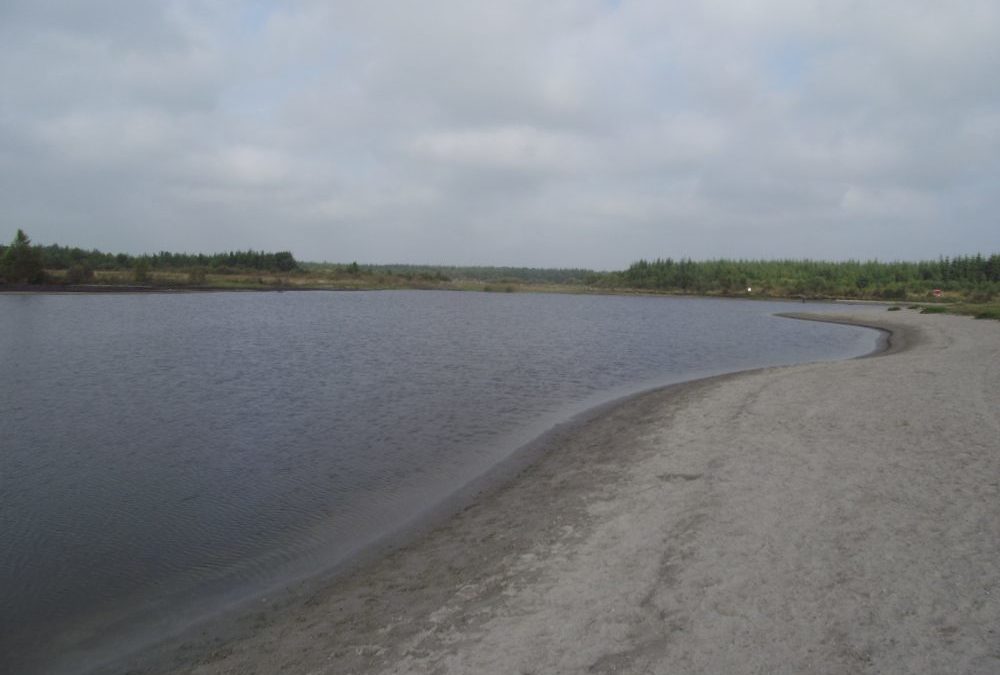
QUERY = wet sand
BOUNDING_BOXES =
[112,307,999,674]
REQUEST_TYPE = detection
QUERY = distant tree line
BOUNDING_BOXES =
[35,244,298,273]
[1,229,299,284]
[3,228,996,302]
[606,255,1000,299]
[304,263,597,285]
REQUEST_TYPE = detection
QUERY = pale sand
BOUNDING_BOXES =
[120,308,999,675]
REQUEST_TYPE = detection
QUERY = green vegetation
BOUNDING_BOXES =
[0,229,45,283]
[971,306,1000,320]
[301,262,596,285]
[920,306,948,314]
[34,242,298,274]
[1,229,998,323]
[0,230,300,288]
[133,259,150,284]
[65,263,94,284]
[937,302,1000,320]
[604,256,1000,301]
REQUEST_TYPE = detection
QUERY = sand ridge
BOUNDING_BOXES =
[115,308,999,675]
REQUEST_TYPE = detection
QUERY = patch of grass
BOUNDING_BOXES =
[887,306,901,311]
[907,305,921,310]
[946,302,1000,321]
[920,306,947,314]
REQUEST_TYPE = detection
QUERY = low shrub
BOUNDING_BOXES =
[65,264,94,284]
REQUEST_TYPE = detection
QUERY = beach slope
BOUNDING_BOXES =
[132,308,1000,675]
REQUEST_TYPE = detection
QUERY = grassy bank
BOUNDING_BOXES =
[941,302,1000,321]
[3,230,997,319]
[7,267,1000,322]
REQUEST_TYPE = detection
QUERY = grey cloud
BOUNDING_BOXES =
[1,0,998,268]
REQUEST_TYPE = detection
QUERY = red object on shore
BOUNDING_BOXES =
[932,289,943,297]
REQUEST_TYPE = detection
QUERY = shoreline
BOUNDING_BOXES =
[86,378,785,675]
[67,309,1000,673]
[0,281,896,303]
[45,308,879,675]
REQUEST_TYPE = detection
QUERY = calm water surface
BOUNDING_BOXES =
[0,291,879,672]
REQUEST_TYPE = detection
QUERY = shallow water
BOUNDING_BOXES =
[0,291,879,672]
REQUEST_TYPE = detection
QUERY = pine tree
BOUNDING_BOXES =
[1,229,45,284]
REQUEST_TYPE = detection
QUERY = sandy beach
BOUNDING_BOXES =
[112,307,999,675]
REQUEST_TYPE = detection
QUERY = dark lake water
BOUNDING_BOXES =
[0,291,879,673]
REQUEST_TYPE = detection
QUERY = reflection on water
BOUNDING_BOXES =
[0,291,878,672]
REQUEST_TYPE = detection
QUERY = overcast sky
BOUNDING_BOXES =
[1,1,998,268]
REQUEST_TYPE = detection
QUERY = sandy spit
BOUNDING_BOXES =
[116,308,999,675]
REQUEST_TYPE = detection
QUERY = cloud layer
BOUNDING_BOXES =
[2,1,998,267]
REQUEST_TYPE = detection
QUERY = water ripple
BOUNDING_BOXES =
[0,291,878,673]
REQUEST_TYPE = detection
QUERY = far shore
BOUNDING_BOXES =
[73,306,1000,675]
[0,283,332,293]
[0,281,936,301]
[9,283,996,324]
[0,280,930,308]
